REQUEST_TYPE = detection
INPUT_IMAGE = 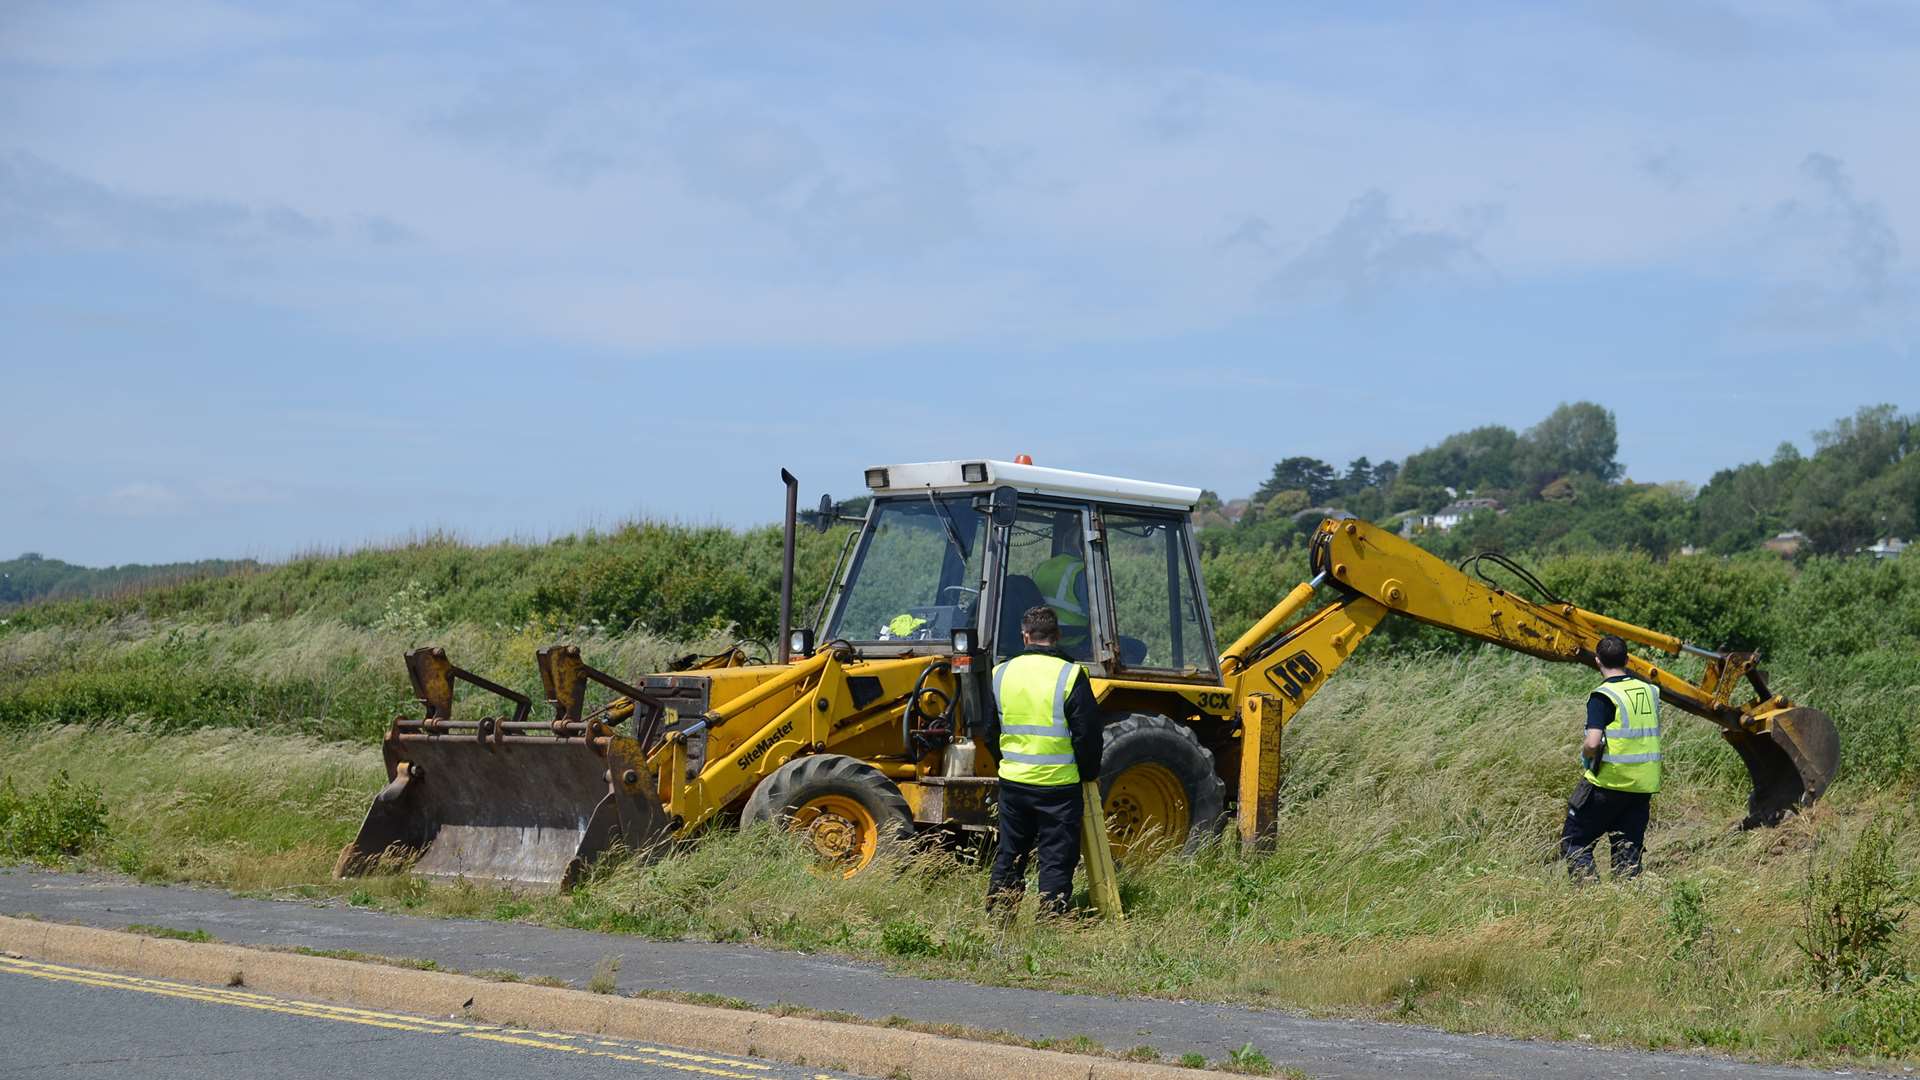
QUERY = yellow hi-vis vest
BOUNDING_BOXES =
[1585,678,1663,794]
[993,653,1084,786]
[1031,555,1089,631]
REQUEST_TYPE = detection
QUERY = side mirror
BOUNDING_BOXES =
[810,493,834,533]
[974,485,1019,528]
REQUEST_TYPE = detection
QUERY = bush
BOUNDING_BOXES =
[1666,879,1711,959]
[1800,822,1912,994]
[0,770,111,863]
[879,917,938,958]
[1223,1043,1275,1075]
[1827,985,1920,1056]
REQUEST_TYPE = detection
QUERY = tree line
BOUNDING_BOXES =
[0,553,258,610]
[1199,402,1916,561]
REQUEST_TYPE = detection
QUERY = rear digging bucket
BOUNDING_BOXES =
[1728,706,1840,827]
[334,735,672,890]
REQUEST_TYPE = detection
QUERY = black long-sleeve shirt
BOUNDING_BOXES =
[1587,674,1636,730]
[980,645,1103,783]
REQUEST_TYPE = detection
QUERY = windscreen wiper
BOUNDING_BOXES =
[926,490,971,561]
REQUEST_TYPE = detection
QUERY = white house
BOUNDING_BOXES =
[1419,497,1503,532]
[1864,537,1909,560]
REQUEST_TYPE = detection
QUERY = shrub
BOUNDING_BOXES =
[879,918,938,958]
[1800,822,1912,994]
[1223,1043,1275,1075]
[1666,879,1712,959]
[0,770,111,863]
[1826,985,1920,1056]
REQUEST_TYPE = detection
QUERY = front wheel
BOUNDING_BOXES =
[742,754,914,877]
[1099,714,1225,859]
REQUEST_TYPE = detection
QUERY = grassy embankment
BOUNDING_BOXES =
[2,529,1918,1068]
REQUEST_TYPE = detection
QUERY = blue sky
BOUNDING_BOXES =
[3,2,1917,566]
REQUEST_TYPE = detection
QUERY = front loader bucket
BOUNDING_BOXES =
[334,735,672,889]
[334,646,677,890]
[1728,706,1840,827]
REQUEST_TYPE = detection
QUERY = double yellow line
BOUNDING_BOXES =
[0,955,832,1079]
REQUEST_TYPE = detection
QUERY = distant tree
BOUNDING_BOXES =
[1341,486,1387,522]
[1695,443,1804,553]
[1397,426,1519,492]
[1791,405,1918,553]
[1263,489,1310,517]
[1255,457,1339,505]
[1516,402,1621,487]
[1339,457,1374,496]
[1372,459,1400,490]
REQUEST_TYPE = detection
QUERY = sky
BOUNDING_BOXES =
[3,1,1918,567]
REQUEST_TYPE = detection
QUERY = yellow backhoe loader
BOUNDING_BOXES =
[337,460,1840,888]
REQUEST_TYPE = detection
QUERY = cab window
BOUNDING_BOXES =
[1102,510,1211,675]
[828,497,985,643]
[996,504,1093,661]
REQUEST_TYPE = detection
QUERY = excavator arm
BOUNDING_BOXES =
[1223,519,1839,842]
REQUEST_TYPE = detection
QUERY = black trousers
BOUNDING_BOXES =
[989,780,1082,915]
[1559,778,1651,878]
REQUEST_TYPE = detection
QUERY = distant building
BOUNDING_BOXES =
[1677,544,1701,557]
[1420,497,1504,532]
[1864,537,1909,560]
[1762,530,1809,557]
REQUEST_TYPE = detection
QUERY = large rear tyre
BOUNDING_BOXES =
[1099,714,1225,859]
[742,754,914,877]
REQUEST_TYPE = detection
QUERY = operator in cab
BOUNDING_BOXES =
[1030,513,1092,657]
[983,605,1103,919]
[1559,634,1662,879]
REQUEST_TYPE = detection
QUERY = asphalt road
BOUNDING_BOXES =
[0,954,870,1080]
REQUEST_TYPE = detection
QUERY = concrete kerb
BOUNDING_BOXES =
[0,916,1198,1080]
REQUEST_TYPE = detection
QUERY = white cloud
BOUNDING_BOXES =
[1270,190,1496,305]
[1740,152,1913,344]
[95,483,187,517]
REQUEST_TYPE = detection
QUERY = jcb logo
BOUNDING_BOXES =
[1264,650,1322,701]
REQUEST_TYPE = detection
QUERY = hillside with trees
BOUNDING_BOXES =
[1199,402,1916,565]
[0,553,258,611]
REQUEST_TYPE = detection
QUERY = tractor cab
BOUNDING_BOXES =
[814,460,1219,681]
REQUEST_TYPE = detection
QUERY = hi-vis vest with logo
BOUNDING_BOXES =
[993,653,1083,786]
[1030,555,1089,631]
[1585,678,1662,794]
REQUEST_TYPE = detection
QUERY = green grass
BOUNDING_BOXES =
[2,651,1915,1068]
[125,923,213,943]
[285,946,441,970]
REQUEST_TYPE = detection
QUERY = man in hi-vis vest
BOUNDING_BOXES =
[1559,634,1662,878]
[984,605,1102,917]
[1030,519,1091,656]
